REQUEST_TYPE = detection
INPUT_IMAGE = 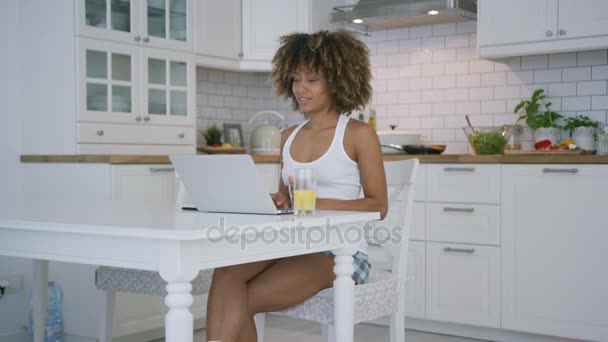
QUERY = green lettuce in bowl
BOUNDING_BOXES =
[463,126,512,154]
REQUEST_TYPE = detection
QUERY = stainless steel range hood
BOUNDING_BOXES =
[332,0,477,30]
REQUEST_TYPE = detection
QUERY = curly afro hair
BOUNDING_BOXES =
[270,30,373,115]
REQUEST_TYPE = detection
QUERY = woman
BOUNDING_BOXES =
[206,30,387,342]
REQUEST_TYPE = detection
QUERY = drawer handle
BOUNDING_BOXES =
[144,116,150,122]
[444,247,475,254]
[96,130,104,136]
[443,207,475,213]
[542,168,579,174]
[444,167,475,172]
[135,116,142,122]
[178,133,185,138]
[149,167,175,173]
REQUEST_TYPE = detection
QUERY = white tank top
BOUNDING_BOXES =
[281,115,361,200]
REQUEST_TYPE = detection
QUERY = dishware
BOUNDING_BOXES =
[463,126,513,155]
[293,168,316,216]
[403,145,446,154]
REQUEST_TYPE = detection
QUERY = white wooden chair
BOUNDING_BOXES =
[254,159,419,342]
[94,171,214,342]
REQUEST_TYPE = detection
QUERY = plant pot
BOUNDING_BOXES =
[571,126,596,151]
[534,127,561,145]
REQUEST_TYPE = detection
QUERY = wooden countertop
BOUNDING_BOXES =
[20,154,608,164]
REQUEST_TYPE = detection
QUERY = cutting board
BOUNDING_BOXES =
[503,149,596,155]
[197,146,247,154]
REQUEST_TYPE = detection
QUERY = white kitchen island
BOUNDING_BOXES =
[0,198,378,342]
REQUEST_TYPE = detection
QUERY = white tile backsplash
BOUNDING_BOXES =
[199,21,608,154]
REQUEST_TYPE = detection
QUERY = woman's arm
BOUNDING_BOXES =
[271,126,297,209]
[316,123,388,219]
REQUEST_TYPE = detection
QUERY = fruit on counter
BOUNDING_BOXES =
[211,143,222,147]
[534,139,552,150]
[222,143,233,148]
[535,139,578,150]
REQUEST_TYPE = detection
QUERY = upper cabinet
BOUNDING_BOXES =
[196,0,339,71]
[478,0,608,58]
[76,0,195,52]
[241,0,310,62]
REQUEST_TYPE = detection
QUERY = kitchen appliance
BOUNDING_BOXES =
[249,110,285,155]
[332,0,477,32]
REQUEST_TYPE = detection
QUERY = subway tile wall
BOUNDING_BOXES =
[197,20,608,154]
[363,21,608,154]
[196,68,301,148]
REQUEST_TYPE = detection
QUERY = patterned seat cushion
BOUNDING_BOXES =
[271,268,403,325]
[95,267,213,296]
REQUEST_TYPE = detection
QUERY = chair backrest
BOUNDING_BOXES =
[366,159,419,279]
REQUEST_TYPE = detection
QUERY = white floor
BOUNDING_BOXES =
[153,315,491,342]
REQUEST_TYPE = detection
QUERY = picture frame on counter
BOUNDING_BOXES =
[223,123,244,147]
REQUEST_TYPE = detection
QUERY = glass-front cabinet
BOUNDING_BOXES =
[141,48,194,126]
[78,39,139,124]
[76,0,194,52]
[77,38,194,126]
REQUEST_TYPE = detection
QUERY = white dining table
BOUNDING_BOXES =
[0,199,379,342]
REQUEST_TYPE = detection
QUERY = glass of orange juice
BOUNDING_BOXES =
[293,168,316,215]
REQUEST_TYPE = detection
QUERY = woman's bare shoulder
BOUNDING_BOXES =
[281,125,298,140]
[346,118,379,141]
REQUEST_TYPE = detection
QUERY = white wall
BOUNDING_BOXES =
[0,2,29,341]
[361,21,608,154]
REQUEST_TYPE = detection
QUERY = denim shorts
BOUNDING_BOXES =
[324,250,371,285]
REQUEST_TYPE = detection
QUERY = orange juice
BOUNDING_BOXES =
[294,190,316,212]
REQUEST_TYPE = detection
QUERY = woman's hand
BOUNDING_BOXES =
[270,191,291,209]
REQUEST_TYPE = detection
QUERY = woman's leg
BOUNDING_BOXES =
[206,259,280,342]
[237,252,335,342]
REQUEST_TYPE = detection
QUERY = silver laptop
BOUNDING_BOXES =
[170,154,293,215]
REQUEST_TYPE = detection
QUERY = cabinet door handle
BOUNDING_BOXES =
[546,30,553,37]
[135,35,141,41]
[443,167,475,172]
[444,247,475,254]
[143,37,150,43]
[149,167,175,173]
[542,168,579,173]
[178,133,185,138]
[97,130,104,136]
[559,29,566,35]
[135,116,142,122]
[443,207,475,213]
[143,116,150,122]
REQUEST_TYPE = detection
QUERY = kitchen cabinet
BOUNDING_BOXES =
[110,164,178,202]
[76,0,195,52]
[426,242,500,328]
[196,0,242,61]
[404,241,426,319]
[196,0,339,71]
[501,165,608,341]
[478,0,608,58]
[21,1,196,155]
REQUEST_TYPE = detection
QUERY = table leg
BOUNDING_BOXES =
[164,281,194,342]
[32,259,48,342]
[332,247,355,342]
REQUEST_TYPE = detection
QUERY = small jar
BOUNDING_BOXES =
[597,125,608,155]
[504,124,523,150]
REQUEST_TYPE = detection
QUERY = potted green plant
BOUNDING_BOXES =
[563,115,599,150]
[202,124,223,147]
[515,88,563,145]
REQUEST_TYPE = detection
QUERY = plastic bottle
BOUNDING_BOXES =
[368,107,377,131]
[358,112,365,122]
[28,281,63,342]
